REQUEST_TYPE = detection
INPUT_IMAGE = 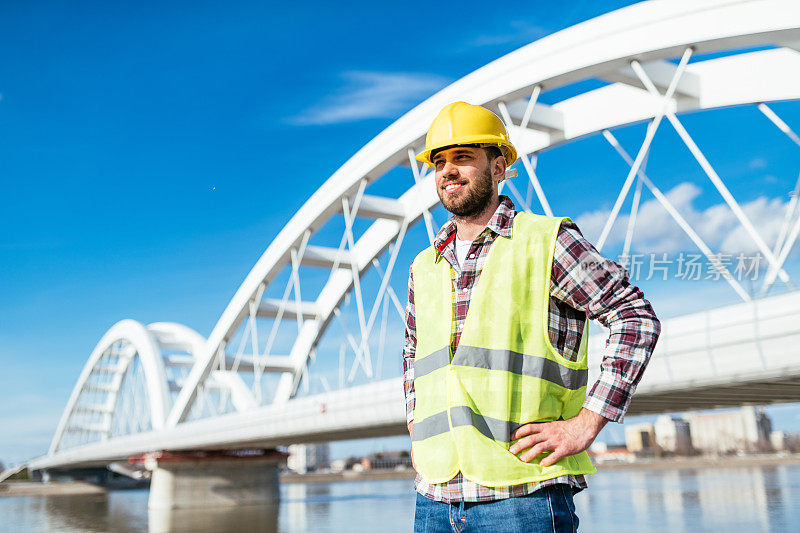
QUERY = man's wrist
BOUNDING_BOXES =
[578,407,609,437]
[582,392,627,423]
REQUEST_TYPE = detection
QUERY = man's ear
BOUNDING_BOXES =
[493,156,508,183]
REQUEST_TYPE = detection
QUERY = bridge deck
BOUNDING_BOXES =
[29,290,800,472]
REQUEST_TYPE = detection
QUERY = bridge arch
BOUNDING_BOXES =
[167,0,800,425]
[47,319,233,455]
[49,320,169,453]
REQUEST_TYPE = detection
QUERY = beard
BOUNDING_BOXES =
[437,165,495,218]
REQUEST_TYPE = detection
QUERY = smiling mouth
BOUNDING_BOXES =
[443,182,465,193]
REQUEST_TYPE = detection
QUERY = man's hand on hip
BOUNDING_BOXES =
[508,408,609,467]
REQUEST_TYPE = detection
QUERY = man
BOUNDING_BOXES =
[404,102,660,532]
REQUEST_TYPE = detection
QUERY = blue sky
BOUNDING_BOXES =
[2,1,800,466]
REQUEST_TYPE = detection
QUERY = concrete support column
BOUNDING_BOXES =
[143,449,287,510]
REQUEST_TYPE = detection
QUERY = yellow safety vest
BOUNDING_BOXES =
[411,212,596,486]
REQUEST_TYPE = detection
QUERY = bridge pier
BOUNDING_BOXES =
[142,449,287,510]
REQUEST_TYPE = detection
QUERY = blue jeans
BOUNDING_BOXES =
[414,484,579,532]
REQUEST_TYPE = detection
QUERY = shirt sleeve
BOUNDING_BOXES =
[550,220,661,423]
[403,263,417,427]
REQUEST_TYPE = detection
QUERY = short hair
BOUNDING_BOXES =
[482,145,503,162]
[430,144,505,163]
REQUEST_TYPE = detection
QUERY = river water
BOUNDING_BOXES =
[3,464,800,532]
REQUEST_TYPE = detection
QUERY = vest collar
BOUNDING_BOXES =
[433,195,516,262]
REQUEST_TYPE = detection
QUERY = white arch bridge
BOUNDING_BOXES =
[19,0,800,477]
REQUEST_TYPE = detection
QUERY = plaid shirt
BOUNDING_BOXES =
[403,196,661,503]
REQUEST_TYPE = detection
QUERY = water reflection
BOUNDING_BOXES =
[283,483,329,531]
[576,464,800,533]
[3,465,799,532]
[281,480,414,533]
[676,469,701,532]
[38,491,148,532]
[757,466,787,532]
[148,503,279,533]
[43,493,112,532]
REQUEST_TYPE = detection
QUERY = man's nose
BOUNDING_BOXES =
[442,160,459,177]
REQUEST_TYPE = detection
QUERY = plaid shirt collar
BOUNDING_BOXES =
[433,195,517,260]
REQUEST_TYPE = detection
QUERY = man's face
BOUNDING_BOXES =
[432,146,498,217]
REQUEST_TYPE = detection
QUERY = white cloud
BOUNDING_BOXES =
[468,21,549,48]
[749,157,767,170]
[289,71,450,126]
[575,181,795,256]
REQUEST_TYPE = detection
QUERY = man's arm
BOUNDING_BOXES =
[403,264,417,438]
[510,220,661,466]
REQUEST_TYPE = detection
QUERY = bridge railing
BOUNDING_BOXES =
[589,290,800,392]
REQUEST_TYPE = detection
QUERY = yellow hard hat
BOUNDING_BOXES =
[415,101,517,166]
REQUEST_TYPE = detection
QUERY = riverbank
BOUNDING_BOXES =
[4,453,800,496]
[594,452,800,471]
[0,481,106,497]
[282,453,800,483]
[281,468,415,484]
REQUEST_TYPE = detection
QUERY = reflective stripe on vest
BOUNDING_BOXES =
[413,406,519,443]
[413,346,588,390]
[410,212,596,486]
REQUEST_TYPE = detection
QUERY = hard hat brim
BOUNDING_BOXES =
[415,134,517,166]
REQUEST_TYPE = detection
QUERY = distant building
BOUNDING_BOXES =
[329,459,347,473]
[342,456,365,471]
[287,443,330,474]
[687,406,772,454]
[366,450,413,470]
[770,431,800,452]
[625,423,656,455]
[654,415,693,455]
[345,457,370,472]
[589,442,635,463]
